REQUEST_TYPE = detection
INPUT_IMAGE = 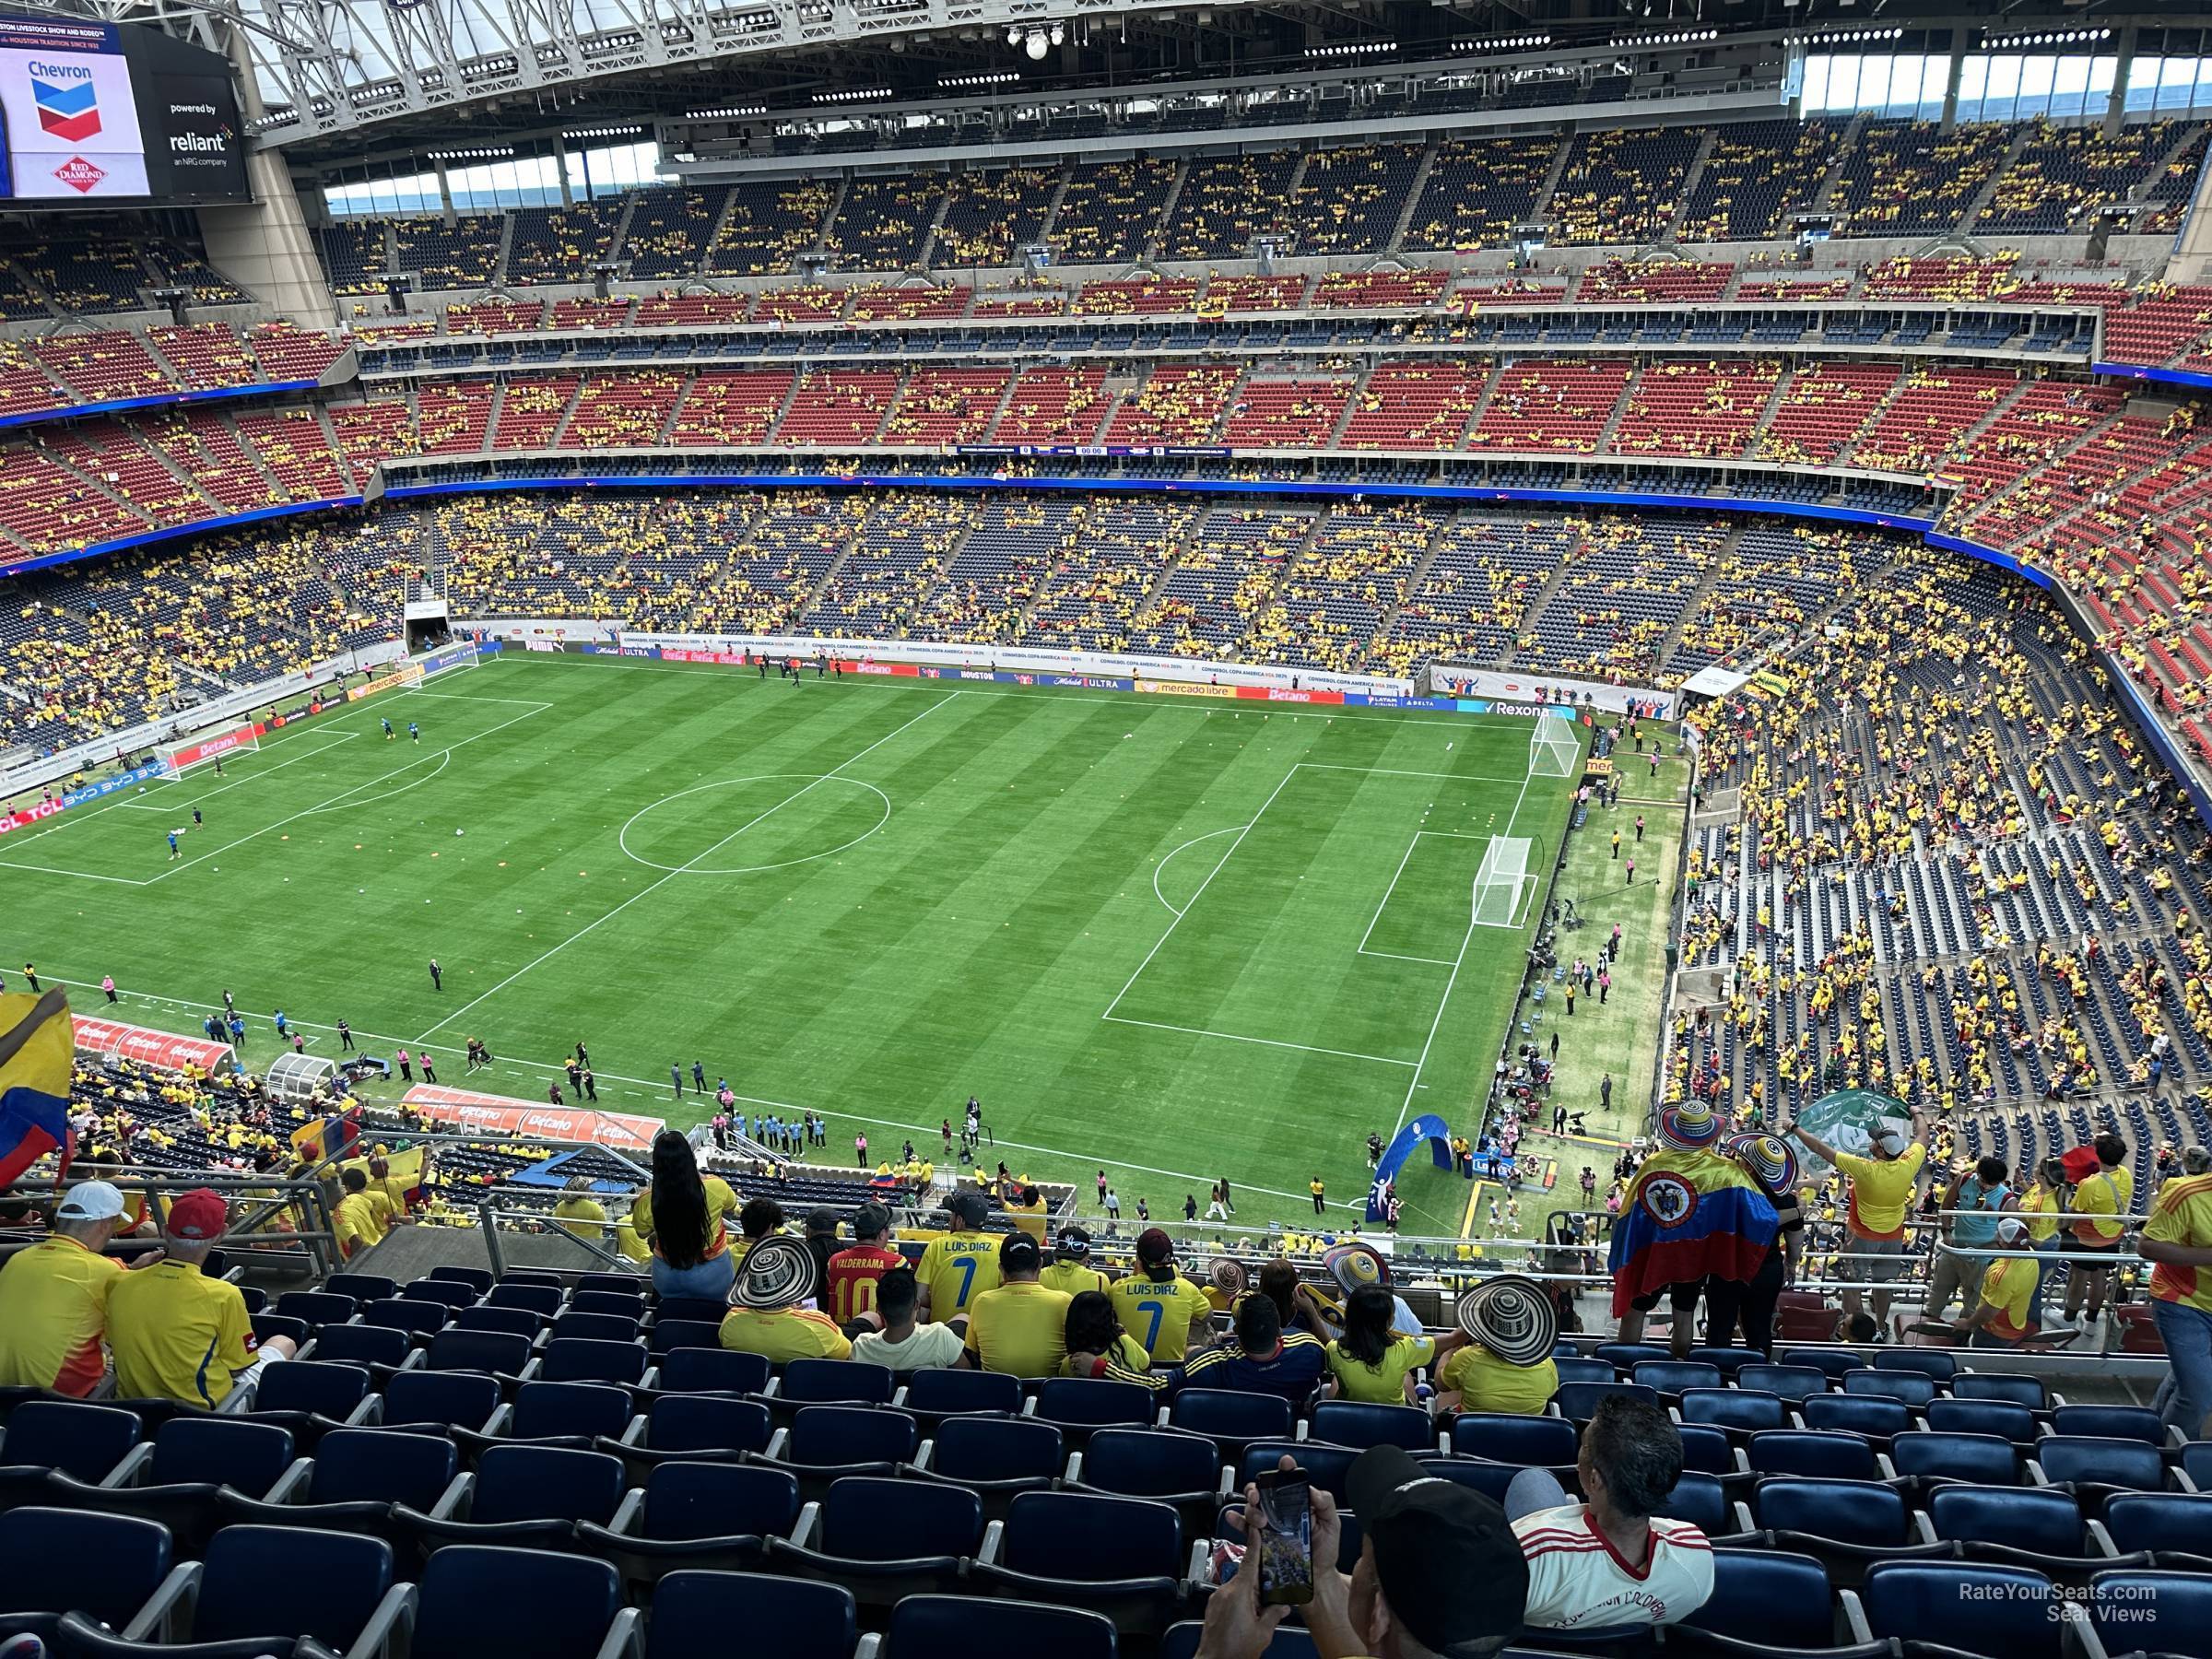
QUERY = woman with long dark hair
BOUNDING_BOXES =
[630,1130,739,1300]
[1324,1283,1468,1403]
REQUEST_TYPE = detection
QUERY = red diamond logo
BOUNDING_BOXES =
[53,157,105,194]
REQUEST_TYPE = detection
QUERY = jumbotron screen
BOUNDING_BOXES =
[0,10,246,206]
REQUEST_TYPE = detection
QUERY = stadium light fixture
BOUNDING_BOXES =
[426,146,515,159]
[1026,31,1049,58]
[811,86,896,102]
[684,104,769,119]
[563,124,642,139]
[1304,40,1396,58]
[939,70,1020,88]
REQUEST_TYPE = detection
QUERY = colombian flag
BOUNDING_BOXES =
[1607,1148,1780,1316]
[0,991,75,1187]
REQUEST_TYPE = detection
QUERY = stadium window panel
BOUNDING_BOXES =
[2017,54,2058,119]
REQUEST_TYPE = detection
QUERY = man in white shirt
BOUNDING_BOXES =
[852,1265,967,1371]
[1505,1394,1714,1631]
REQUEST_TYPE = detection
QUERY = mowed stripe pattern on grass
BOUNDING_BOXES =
[4,658,1572,1229]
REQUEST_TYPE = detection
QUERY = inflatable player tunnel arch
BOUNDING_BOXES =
[1367,1113,1458,1222]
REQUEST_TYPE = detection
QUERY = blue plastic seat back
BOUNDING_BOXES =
[650,1571,857,1659]
[324,1275,397,1304]
[820,1475,982,1556]
[1746,1430,1880,1481]
[1679,1388,1786,1433]
[1873,1349,1958,1382]
[1239,1441,1358,1504]
[2050,1406,2165,1447]
[426,1328,530,1377]
[359,1297,450,1336]
[382,1369,501,1430]
[306,1324,409,1370]
[1927,1486,2084,1555]
[550,1312,641,1346]
[1415,1456,1517,1503]
[1891,1431,2020,1487]
[1954,1373,2047,1409]
[648,1392,771,1454]
[1842,1368,1937,1408]
[888,1594,1117,1659]
[1,1400,141,1481]
[933,1416,1063,1483]
[149,1417,294,1492]
[1081,1428,1221,1497]
[788,1405,916,1466]
[1168,1387,1293,1443]
[274,1291,359,1327]
[1757,1477,1909,1545]
[1684,1548,1835,1647]
[471,1443,626,1526]
[484,1282,564,1317]
[0,1506,171,1624]
[572,1274,642,1297]
[1553,1381,1658,1422]
[1033,1376,1155,1427]
[1551,1358,1616,1386]
[653,1296,730,1325]
[428,1266,496,1295]
[537,1337,647,1385]
[194,1524,394,1648]
[567,1291,646,1319]
[1162,1622,1318,1659]
[1632,1361,1723,1396]
[781,1359,894,1406]
[1925,1398,2038,1442]
[2037,1436,2164,1492]
[1001,1489,1181,1580]
[253,1359,371,1418]
[1310,1400,1433,1452]
[1654,1471,1730,1535]
[312,1428,459,1508]
[641,1461,801,1542]
[901,1369,1024,1418]
[1801,1394,1913,1440]
[2085,1571,2212,1659]
[1594,1344,1671,1371]
[658,1347,769,1395]
[1676,1424,1734,1477]
[412,1544,621,1659]
[511,1381,632,1441]
[1736,1364,1829,1404]
[2183,1441,2212,1491]
[1861,1562,2062,1655]
[1777,1348,1869,1382]
[402,1279,481,1310]
[1687,1348,1767,1378]
[453,1306,543,1339]
[1453,1413,1579,1467]
[647,1319,724,1355]
[2103,1492,2212,1558]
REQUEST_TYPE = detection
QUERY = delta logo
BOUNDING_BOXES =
[29,62,100,143]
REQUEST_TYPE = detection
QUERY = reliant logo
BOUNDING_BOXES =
[52,156,105,194]
[29,61,100,142]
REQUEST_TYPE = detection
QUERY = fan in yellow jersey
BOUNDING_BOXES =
[107,1188,299,1407]
[1108,1228,1215,1363]
[2061,1134,2135,1331]
[2140,1148,2212,1441]
[917,1192,1002,1325]
[332,1167,389,1261]
[962,1234,1072,1376]
[718,1236,852,1362]
[1039,1227,1113,1300]
[0,1181,147,1396]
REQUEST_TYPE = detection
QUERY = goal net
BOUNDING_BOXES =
[160,723,259,781]
[1527,717,1580,779]
[1473,836,1533,929]
[420,641,483,680]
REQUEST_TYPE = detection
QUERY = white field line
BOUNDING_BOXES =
[112,731,364,813]
[1150,824,1246,918]
[1100,1014,1418,1067]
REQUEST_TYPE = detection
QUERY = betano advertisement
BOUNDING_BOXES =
[0,11,245,205]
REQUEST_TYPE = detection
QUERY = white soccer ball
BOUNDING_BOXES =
[455,829,465,836]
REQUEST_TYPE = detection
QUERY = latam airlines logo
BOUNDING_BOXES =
[29,61,100,142]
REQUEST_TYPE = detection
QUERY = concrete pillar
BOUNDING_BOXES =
[556,148,575,208]
[194,25,335,324]
[2105,28,2137,138]
[435,160,456,224]
[1940,28,1970,133]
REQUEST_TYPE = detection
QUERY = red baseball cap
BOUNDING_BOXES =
[165,1188,229,1241]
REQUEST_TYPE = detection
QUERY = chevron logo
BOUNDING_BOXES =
[29,65,100,143]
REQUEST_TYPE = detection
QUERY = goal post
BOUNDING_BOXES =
[1472,835,1533,930]
[420,641,483,680]
[160,723,259,781]
[1527,715,1580,780]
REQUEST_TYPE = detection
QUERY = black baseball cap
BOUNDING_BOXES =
[999,1232,1041,1271]
[1135,1226,1173,1266]
[850,1202,891,1240]
[948,1192,991,1227]
[1346,1445,1529,1656]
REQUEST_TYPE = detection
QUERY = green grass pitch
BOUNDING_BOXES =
[2,655,1580,1236]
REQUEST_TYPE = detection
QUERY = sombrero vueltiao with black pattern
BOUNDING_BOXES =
[731,1235,817,1311]
[1454,1273,1559,1369]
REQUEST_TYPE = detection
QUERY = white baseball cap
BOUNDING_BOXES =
[55,1181,125,1221]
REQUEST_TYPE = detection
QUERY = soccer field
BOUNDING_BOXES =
[2,655,1579,1235]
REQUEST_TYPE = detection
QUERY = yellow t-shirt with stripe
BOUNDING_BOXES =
[2071,1165,2133,1244]
[917,1230,1001,1321]
[106,1259,259,1407]
[2146,1171,2212,1315]
[1109,1271,1213,1363]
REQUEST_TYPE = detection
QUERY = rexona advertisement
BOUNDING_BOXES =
[0,11,247,205]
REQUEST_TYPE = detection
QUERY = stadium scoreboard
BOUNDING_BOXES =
[0,10,246,206]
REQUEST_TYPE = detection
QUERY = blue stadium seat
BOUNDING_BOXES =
[1595,1344,1672,1371]
[324,1275,397,1304]
[1927,1485,2107,1577]
[55,1524,406,1659]
[572,1274,644,1297]
[428,1266,496,1295]
[652,1297,730,1325]
[2032,1437,2170,1512]
[645,1319,724,1356]
[567,1290,646,1318]
[606,1393,773,1486]
[1655,1471,1736,1536]
[2050,1406,2166,1447]
[0,1400,142,1500]
[1680,1389,1786,1435]
[1309,1400,1434,1453]
[403,1278,482,1310]
[271,1292,359,1327]
[2183,1442,2212,1491]
[1687,1349,1768,1379]
[1163,1622,1316,1659]
[1453,1413,1580,1467]
[1800,1394,1914,1441]
[47,1417,302,1555]
[2085,1571,2212,1659]
[1746,1431,1882,1481]
[2101,1492,2212,1565]
[1736,1365,1830,1405]
[1171,1389,1292,1452]
[1068,1428,1222,1537]
[535,1337,648,1387]
[217,1426,460,1548]
[778,1359,895,1409]
[1239,1441,1359,1504]
[1633,1361,1724,1398]
[898,1369,1023,1425]
[1924,1399,2039,1444]
[766,1474,980,1606]
[425,1328,530,1379]
[649,1571,861,1659]
[1853,1562,2067,1658]
[397,1442,626,1554]
[1673,1548,1879,1657]
[453,1306,545,1340]
[404,1544,637,1659]
[241,1361,373,1451]
[756,1405,919,1504]
[969,1489,1186,1637]
[1415,1456,1520,1504]
[483,1283,564,1318]
[910,1416,1063,1516]
[494,1381,632,1447]
[1778,1349,1868,1382]
[1553,1382,1658,1423]
[1841,1369,1937,1409]
[577,1461,800,1591]
[358,1297,451,1338]
[1676,1425,1734,1477]
[1954,1374,2048,1410]
[379,1369,501,1434]
[1889,1431,2020,1488]
[0,1507,172,1644]
[888,1594,1117,1659]
[300,1323,411,1375]
[1553,1358,1618,1386]
[549,1312,641,1347]
[1754,1478,1944,1585]
[655,1347,769,1396]
[1030,1377,1157,1437]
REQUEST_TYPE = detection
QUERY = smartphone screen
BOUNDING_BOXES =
[1253,1471,1314,1606]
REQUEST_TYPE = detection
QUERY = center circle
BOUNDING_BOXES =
[618,774,892,876]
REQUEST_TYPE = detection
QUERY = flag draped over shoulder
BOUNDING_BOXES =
[1607,1147,1780,1315]
[0,991,75,1187]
